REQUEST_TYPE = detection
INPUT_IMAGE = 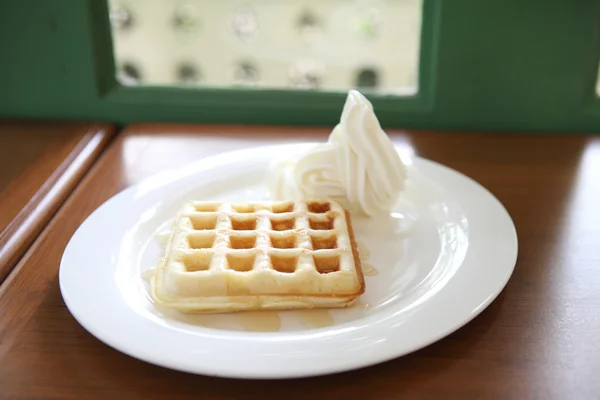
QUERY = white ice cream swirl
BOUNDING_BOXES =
[269,90,407,216]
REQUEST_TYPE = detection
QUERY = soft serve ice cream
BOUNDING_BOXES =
[268,90,407,216]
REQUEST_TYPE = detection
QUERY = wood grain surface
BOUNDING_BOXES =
[1,124,599,399]
[0,120,115,283]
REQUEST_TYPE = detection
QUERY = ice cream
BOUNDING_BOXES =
[268,90,407,216]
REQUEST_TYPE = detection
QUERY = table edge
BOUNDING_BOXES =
[0,123,116,283]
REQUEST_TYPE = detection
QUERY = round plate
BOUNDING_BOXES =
[59,143,518,379]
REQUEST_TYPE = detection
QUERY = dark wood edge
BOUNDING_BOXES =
[0,124,116,284]
[120,123,335,135]
[118,123,585,138]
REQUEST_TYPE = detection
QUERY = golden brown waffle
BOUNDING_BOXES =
[151,199,365,313]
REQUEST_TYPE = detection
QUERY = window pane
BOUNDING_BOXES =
[108,0,422,95]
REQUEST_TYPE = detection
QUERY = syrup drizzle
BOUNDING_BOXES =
[362,263,379,276]
[357,241,370,260]
[295,309,334,329]
[236,311,281,332]
[356,241,378,276]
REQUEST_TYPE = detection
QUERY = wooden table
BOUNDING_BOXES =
[0,120,114,283]
[1,124,599,399]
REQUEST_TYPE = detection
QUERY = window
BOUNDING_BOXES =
[108,0,422,95]
[2,1,599,132]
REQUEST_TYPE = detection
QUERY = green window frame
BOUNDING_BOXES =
[1,0,599,132]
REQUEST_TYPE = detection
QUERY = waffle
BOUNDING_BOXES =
[150,199,365,313]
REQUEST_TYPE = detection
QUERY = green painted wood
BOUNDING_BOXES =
[0,0,599,132]
[432,0,600,132]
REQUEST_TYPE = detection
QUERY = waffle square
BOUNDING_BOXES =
[151,200,365,313]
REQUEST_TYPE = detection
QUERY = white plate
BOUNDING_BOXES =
[59,143,518,379]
